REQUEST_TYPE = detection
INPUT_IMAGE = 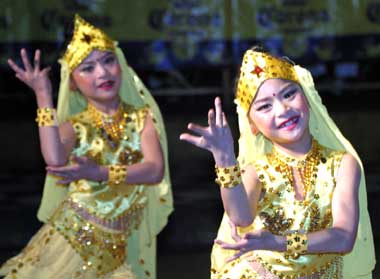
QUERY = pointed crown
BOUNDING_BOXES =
[62,14,116,72]
[235,49,300,113]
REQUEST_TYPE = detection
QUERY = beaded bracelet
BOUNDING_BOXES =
[35,108,58,127]
[215,164,242,188]
[108,165,127,187]
[286,231,308,259]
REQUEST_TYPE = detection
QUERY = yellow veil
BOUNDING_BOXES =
[234,58,375,277]
[36,17,173,245]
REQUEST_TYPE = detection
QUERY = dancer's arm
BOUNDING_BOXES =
[46,113,165,186]
[180,97,257,227]
[8,49,75,167]
[216,153,360,260]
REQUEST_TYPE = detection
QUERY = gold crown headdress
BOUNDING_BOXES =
[235,49,300,113]
[62,14,116,72]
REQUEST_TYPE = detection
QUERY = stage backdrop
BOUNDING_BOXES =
[1,0,380,73]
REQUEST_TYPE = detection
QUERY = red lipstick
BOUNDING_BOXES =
[278,116,300,130]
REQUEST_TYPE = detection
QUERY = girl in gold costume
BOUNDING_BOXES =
[0,15,173,279]
[180,49,375,278]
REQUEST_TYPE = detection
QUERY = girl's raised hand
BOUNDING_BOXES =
[8,48,52,98]
[180,97,236,167]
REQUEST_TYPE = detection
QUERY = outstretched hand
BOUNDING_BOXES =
[180,97,236,167]
[214,221,279,262]
[46,156,103,185]
[8,48,52,97]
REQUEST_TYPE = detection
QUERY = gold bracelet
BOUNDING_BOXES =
[36,108,57,127]
[215,163,242,188]
[108,165,127,187]
[286,231,308,259]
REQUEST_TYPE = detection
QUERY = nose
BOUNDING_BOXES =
[274,100,289,117]
[95,63,107,77]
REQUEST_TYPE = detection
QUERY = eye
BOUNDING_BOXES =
[283,88,297,99]
[104,55,116,64]
[257,103,272,111]
[80,65,94,73]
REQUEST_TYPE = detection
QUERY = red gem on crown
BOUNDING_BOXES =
[252,66,264,76]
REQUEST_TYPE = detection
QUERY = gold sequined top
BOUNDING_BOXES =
[45,103,150,275]
[211,141,346,279]
[67,103,148,221]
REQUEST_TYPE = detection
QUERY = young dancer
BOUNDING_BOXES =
[180,49,375,278]
[0,14,173,279]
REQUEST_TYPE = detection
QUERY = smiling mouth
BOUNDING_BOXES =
[278,116,300,129]
[98,80,115,90]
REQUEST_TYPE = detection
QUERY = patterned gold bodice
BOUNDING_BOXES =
[253,142,344,236]
[49,103,149,275]
[211,141,346,279]
[67,103,148,220]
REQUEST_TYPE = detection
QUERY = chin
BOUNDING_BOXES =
[97,90,119,99]
[271,129,309,145]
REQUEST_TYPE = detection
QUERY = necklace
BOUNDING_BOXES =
[268,139,321,199]
[87,102,128,146]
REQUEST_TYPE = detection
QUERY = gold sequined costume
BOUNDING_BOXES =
[212,140,345,278]
[0,15,173,279]
[210,50,375,278]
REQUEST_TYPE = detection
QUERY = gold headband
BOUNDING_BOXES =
[235,50,300,113]
[62,14,116,72]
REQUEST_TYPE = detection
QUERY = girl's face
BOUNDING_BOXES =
[71,50,121,104]
[248,78,310,145]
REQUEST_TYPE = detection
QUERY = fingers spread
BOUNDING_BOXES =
[34,49,41,72]
[47,170,71,178]
[222,112,229,128]
[15,73,25,82]
[46,165,76,173]
[41,66,51,76]
[208,109,215,131]
[8,59,24,75]
[187,123,207,136]
[179,133,205,149]
[20,48,32,72]
[214,239,244,250]
[214,97,223,127]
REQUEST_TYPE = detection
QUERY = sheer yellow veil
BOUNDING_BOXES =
[36,17,173,244]
[235,57,375,277]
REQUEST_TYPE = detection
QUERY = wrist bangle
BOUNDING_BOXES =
[286,231,308,259]
[215,163,242,188]
[36,108,57,127]
[108,165,127,187]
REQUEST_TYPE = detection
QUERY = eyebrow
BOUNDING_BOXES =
[80,52,114,66]
[253,82,295,104]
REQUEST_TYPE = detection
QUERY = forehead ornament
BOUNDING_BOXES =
[62,14,116,72]
[235,50,299,113]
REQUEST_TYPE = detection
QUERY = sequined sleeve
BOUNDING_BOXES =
[330,151,345,186]
[135,106,149,134]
